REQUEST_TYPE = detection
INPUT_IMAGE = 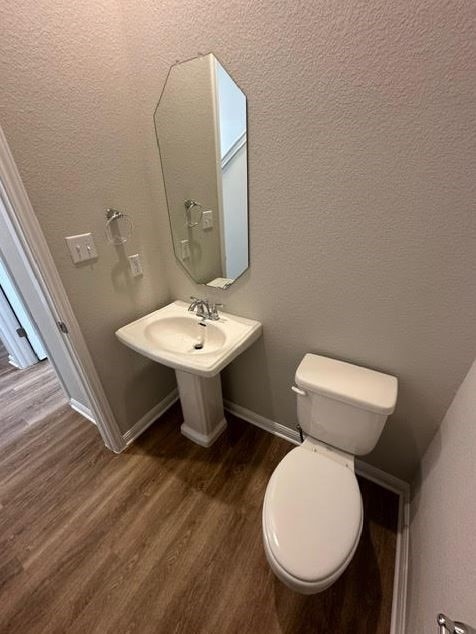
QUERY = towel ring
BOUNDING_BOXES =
[184,199,203,228]
[105,208,133,245]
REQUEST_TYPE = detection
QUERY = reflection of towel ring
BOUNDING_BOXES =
[105,208,133,245]
[184,199,203,228]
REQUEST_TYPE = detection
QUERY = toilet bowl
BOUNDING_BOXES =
[262,437,363,594]
[262,353,398,594]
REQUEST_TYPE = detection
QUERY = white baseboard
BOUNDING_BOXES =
[224,399,409,634]
[224,400,302,445]
[355,459,409,496]
[354,460,409,634]
[122,388,179,445]
[391,488,410,634]
[69,398,96,424]
[8,354,21,369]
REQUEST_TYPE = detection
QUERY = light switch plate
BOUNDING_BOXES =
[128,254,143,277]
[65,233,98,264]
[202,210,213,229]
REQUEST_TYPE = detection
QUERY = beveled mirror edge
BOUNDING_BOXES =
[153,52,250,290]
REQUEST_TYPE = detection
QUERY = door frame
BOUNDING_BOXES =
[0,125,126,452]
[0,255,48,362]
[0,283,38,368]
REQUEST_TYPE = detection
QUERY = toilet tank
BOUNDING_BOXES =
[295,354,398,456]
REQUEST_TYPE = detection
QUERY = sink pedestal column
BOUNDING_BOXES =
[175,370,227,447]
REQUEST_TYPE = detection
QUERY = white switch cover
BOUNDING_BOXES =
[202,210,213,229]
[128,254,143,277]
[65,233,98,264]
[180,239,190,259]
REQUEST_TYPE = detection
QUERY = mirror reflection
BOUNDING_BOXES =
[154,53,249,289]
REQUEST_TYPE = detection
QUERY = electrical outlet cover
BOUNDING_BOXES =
[202,210,213,229]
[128,254,143,277]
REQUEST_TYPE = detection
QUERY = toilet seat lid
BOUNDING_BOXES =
[263,446,362,583]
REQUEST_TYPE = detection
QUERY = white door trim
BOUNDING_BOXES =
[0,125,125,452]
[0,255,47,361]
[0,283,38,368]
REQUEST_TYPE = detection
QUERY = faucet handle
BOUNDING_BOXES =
[209,303,224,320]
[188,296,201,312]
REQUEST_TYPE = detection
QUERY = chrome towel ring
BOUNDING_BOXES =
[184,199,203,228]
[438,613,476,634]
[105,208,133,245]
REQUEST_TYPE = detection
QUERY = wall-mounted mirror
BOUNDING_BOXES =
[154,53,248,289]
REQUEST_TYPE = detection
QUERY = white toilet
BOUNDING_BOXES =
[262,353,398,594]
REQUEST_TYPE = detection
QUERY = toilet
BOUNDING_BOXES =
[262,353,398,594]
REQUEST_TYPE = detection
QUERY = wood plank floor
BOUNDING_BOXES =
[0,389,399,633]
[0,339,67,446]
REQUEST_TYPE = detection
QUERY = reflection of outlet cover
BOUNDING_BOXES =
[202,210,213,230]
[128,254,143,277]
[65,233,98,264]
[180,239,190,260]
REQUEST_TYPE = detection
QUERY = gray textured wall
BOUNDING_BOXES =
[0,0,176,433]
[120,0,476,479]
[0,0,475,479]
[407,359,476,631]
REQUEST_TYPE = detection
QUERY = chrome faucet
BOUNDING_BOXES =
[188,297,223,321]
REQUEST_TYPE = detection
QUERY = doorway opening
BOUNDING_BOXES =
[0,197,93,446]
[0,124,125,454]
[0,334,66,445]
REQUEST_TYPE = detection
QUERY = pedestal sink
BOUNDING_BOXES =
[116,301,262,447]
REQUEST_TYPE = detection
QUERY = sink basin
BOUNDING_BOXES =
[116,301,262,377]
[144,317,226,356]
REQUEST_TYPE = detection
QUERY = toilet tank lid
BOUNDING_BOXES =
[295,354,398,415]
